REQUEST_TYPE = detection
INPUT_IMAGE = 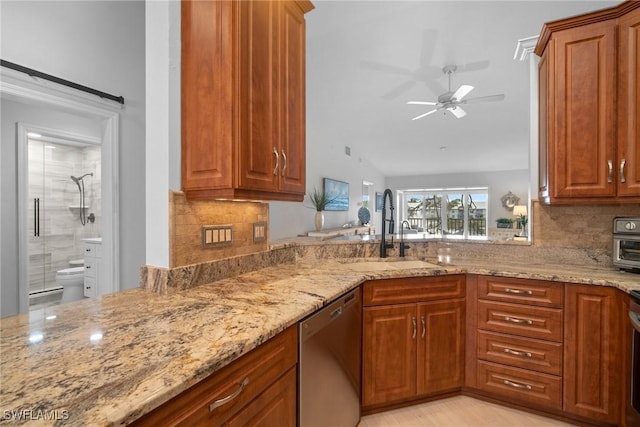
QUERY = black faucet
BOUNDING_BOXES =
[380,189,395,258]
[400,220,411,257]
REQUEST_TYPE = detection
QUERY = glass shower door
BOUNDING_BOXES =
[28,139,47,294]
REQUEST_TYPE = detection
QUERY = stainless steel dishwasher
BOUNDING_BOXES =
[299,287,362,427]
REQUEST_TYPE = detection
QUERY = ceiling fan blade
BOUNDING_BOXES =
[411,109,439,121]
[407,101,439,106]
[449,106,467,118]
[360,60,413,76]
[461,94,505,104]
[452,85,474,101]
[382,80,417,100]
[456,60,490,73]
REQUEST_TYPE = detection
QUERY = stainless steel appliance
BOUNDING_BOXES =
[628,291,640,425]
[298,288,361,427]
[613,217,640,271]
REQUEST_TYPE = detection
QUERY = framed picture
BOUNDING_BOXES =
[324,178,349,211]
[375,192,383,212]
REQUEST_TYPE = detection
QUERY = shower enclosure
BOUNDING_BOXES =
[27,136,100,297]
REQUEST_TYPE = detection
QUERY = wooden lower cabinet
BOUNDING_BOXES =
[563,284,623,424]
[132,326,297,427]
[362,276,465,410]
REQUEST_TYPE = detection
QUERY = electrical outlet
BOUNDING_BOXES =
[202,225,233,248]
[253,222,267,242]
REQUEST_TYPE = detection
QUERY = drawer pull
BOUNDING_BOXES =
[504,288,533,295]
[209,377,249,412]
[504,316,533,325]
[503,379,532,390]
[504,348,532,358]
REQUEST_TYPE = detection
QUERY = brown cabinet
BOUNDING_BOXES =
[181,0,313,202]
[131,326,297,426]
[563,285,623,423]
[536,1,640,204]
[362,276,465,409]
[474,276,564,411]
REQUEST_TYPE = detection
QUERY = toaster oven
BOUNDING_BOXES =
[613,217,640,271]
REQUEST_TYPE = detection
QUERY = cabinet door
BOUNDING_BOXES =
[362,304,417,406]
[237,0,279,193]
[551,21,616,199]
[181,0,234,192]
[417,300,464,395]
[563,285,622,423]
[618,7,640,197]
[278,1,306,195]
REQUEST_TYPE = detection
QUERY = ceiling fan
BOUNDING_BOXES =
[407,65,505,120]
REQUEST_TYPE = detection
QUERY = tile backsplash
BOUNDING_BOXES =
[169,191,269,267]
[532,200,640,252]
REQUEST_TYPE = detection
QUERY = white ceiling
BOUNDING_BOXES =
[305,0,619,177]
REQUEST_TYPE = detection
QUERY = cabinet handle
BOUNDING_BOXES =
[421,316,426,338]
[504,288,533,295]
[209,377,249,412]
[273,147,279,175]
[608,160,613,183]
[281,150,287,177]
[504,348,533,358]
[504,316,533,325]
[86,266,91,269]
[503,379,532,390]
[86,248,91,252]
[621,158,626,183]
[412,317,417,339]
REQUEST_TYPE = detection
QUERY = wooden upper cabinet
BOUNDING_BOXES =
[536,1,640,204]
[181,0,313,202]
[618,6,640,196]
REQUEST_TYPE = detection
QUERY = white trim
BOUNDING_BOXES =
[513,35,539,61]
[4,75,120,314]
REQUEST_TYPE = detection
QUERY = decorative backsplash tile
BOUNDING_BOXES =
[169,191,269,267]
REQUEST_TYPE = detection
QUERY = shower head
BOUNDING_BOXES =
[70,175,82,191]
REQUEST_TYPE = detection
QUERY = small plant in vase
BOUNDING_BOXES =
[308,187,336,231]
[496,218,514,229]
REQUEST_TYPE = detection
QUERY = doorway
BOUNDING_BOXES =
[2,68,120,315]
[21,126,102,308]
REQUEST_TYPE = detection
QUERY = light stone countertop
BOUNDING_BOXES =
[1,257,639,426]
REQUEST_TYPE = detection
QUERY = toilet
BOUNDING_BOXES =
[57,263,86,303]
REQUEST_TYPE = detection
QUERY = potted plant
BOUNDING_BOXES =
[308,187,336,231]
[495,218,514,229]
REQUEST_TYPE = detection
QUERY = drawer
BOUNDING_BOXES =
[132,325,297,426]
[84,243,101,258]
[478,276,562,308]
[84,257,97,278]
[477,300,562,342]
[363,275,465,306]
[476,361,561,410]
[84,277,96,298]
[477,330,562,376]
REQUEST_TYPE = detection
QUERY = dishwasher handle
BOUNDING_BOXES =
[299,289,360,343]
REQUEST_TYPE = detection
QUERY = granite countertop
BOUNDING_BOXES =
[2,257,639,426]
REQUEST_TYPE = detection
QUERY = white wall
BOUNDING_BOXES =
[387,169,530,225]
[0,1,145,316]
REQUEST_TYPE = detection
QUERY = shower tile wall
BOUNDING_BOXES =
[28,140,101,294]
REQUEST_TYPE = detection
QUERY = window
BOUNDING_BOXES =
[399,187,488,239]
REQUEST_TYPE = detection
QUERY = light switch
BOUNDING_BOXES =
[202,225,233,248]
[253,222,267,242]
